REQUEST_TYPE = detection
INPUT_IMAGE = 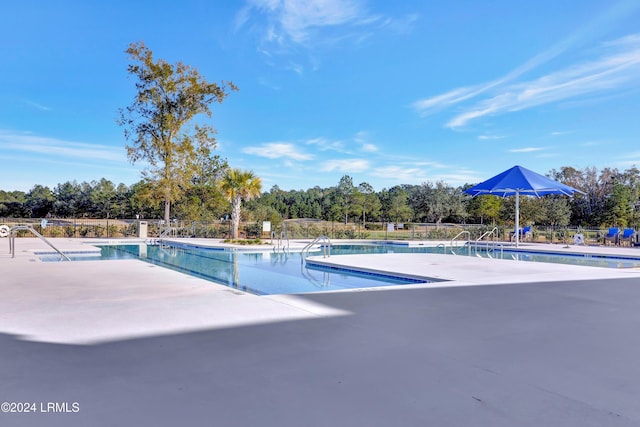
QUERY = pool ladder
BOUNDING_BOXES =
[8,225,71,261]
[272,230,290,253]
[474,227,502,258]
[159,227,178,239]
[301,236,331,265]
[449,231,471,256]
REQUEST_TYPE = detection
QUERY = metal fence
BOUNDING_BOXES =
[0,218,143,238]
[1,217,629,246]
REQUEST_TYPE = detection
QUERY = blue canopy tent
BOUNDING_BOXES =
[464,165,584,247]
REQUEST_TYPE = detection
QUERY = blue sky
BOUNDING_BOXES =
[2,0,640,193]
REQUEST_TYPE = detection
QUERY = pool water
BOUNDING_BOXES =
[38,242,640,295]
[328,244,640,268]
[94,244,433,295]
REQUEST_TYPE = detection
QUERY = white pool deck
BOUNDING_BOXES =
[3,237,640,426]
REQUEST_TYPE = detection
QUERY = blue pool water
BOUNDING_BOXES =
[90,244,434,295]
[329,244,640,269]
[38,242,640,295]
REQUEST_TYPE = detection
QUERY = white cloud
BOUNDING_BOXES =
[478,134,506,140]
[320,158,369,172]
[580,140,603,147]
[371,165,427,182]
[22,99,51,111]
[243,142,314,160]
[361,143,378,152]
[379,13,419,35]
[239,0,372,46]
[0,131,124,162]
[279,0,365,43]
[352,130,377,152]
[508,147,544,153]
[413,27,640,128]
[431,172,483,186]
[412,86,480,117]
[258,77,281,90]
[306,137,346,152]
[410,160,448,169]
[446,33,640,128]
[371,162,478,186]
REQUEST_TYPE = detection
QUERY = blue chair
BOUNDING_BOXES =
[510,225,532,242]
[621,228,636,246]
[604,227,620,245]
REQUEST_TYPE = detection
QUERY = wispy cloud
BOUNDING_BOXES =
[413,19,640,129]
[580,140,603,147]
[243,142,314,160]
[361,143,378,152]
[411,31,575,118]
[379,13,419,35]
[21,99,51,111]
[320,158,369,172]
[353,130,378,152]
[237,0,373,47]
[430,172,483,186]
[306,137,346,152]
[257,77,281,90]
[0,130,124,162]
[235,0,415,71]
[478,134,506,140]
[371,165,428,182]
[508,147,545,153]
[447,35,640,129]
[410,160,449,169]
[412,86,481,117]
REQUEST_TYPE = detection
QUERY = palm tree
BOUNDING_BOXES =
[219,168,262,239]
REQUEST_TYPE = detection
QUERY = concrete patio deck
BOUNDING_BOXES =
[2,238,640,426]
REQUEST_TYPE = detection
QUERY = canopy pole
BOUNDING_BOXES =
[515,189,520,248]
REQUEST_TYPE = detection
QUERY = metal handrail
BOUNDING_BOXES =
[450,230,470,247]
[474,227,499,254]
[279,230,290,252]
[159,227,178,239]
[301,236,331,264]
[450,231,471,256]
[475,227,499,243]
[299,265,331,288]
[272,230,291,253]
[9,225,71,261]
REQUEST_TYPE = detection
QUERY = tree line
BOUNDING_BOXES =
[3,165,640,229]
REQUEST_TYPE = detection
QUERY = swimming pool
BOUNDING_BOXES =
[38,241,640,295]
[328,244,640,268]
[86,244,437,295]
